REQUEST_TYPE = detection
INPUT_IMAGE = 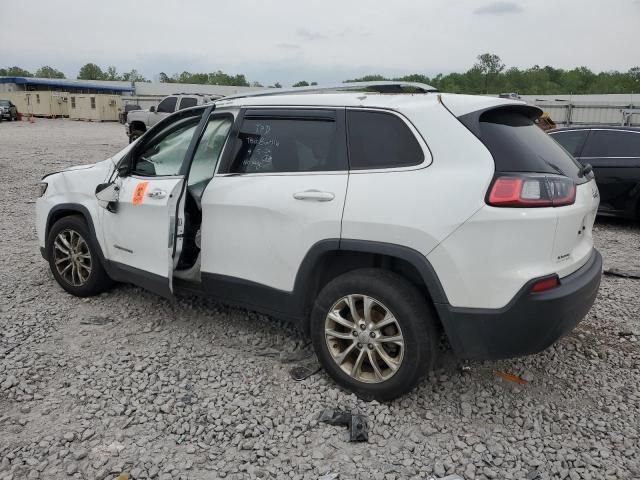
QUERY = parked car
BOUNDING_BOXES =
[0,99,18,121]
[125,93,221,143]
[36,83,602,400]
[549,126,640,221]
[119,104,142,125]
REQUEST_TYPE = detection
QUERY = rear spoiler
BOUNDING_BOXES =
[456,104,543,138]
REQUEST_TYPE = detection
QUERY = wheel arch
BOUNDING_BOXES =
[295,239,451,334]
[45,204,104,262]
[129,120,147,133]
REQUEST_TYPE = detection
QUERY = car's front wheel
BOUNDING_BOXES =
[46,215,113,297]
[129,129,144,143]
[311,269,438,401]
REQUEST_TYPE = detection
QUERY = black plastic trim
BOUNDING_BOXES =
[104,260,172,299]
[45,204,104,262]
[244,108,337,120]
[198,239,449,328]
[337,239,449,304]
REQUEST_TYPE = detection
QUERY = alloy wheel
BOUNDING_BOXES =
[324,294,405,383]
[53,229,92,286]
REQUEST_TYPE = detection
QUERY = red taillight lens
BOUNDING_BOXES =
[487,174,576,207]
[531,276,560,293]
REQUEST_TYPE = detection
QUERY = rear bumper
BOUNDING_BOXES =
[439,249,602,360]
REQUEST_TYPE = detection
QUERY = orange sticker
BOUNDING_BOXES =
[132,181,149,205]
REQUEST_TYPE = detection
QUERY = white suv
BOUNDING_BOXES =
[36,82,602,400]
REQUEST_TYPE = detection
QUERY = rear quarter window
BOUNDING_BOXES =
[581,130,640,158]
[474,108,585,183]
[347,110,424,169]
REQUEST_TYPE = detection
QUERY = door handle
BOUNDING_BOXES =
[147,189,167,199]
[293,190,335,202]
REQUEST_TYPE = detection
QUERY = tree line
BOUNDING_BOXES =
[2,54,639,94]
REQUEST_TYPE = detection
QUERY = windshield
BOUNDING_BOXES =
[0,100,10,106]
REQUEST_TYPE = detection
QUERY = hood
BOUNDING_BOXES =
[41,158,115,180]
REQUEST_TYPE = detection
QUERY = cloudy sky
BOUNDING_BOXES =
[1,0,638,85]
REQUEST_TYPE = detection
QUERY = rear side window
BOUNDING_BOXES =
[179,97,198,110]
[475,109,584,182]
[347,110,424,169]
[581,130,640,158]
[229,116,346,173]
[550,130,589,157]
[157,96,177,113]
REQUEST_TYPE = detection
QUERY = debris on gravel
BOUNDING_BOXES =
[1,119,639,479]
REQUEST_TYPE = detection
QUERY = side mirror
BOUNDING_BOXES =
[95,182,120,207]
[149,106,156,113]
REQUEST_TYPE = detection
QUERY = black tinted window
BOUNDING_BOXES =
[551,130,589,156]
[229,117,345,173]
[477,109,583,182]
[347,110,424,169]
[157,96,177,113]
[179,97,198,110]
[581,130,640,157]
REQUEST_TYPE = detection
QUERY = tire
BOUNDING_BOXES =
[46,215,113,297]
[129,129,144,143]
[310,268,438,401]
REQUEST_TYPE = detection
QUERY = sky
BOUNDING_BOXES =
[1,0,639,86]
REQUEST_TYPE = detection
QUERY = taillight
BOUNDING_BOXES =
[531,275,560,293]
[487,174,576,207]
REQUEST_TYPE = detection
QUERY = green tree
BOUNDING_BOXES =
[158,72,174,83]
[3,66,33,77]
[474,53,505,93]
[121,69,146,82]
[293,80,310,87]
[77,63,106,80]
[345,74,387,82]
[35,66,65,78]
[105,66,120,81]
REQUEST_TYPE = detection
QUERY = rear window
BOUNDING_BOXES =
[347,110,424,169]
[476,109,584,183]
[581,130,640,158]
[179,97,198,110]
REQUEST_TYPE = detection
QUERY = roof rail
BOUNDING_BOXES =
[217,81,438,102]
[171,92,223,97]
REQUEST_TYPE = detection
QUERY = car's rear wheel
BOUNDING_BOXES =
[46,215,113,297]
[311,268,437,401]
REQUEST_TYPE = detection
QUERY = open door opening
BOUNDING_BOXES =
[171,114,235,285]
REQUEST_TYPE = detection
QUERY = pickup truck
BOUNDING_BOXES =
[125,93,221,142]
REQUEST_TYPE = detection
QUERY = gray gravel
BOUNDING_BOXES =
[1,119,639,480]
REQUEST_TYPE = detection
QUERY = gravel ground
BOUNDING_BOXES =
[1,118,639,480]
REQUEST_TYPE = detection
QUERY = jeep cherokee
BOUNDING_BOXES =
[36,82,602,400]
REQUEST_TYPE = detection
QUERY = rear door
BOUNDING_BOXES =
[578,129,640,211]
[199,108,349,308]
